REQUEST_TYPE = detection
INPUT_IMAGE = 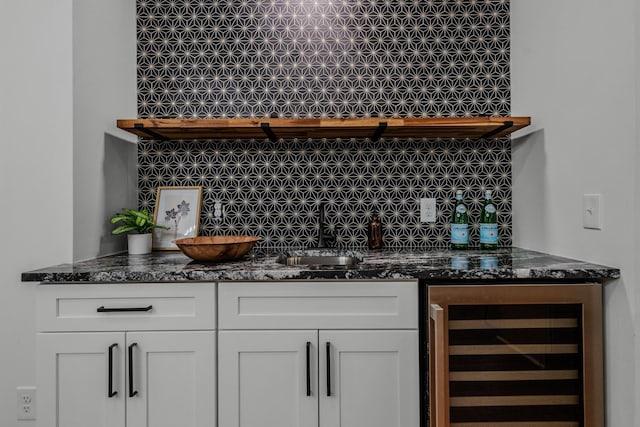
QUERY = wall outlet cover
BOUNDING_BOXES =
[16,386,36,421]
[213,200,224,221]
[420,198,437,223]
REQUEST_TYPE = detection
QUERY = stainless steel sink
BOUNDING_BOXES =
[277,255,361,268]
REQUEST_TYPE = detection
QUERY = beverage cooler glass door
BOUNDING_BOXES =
[428,283,603,427]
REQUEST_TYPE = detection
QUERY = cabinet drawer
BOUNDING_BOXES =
[218,281,418,330]
[36,283,216,332]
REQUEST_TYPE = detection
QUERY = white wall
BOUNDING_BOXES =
[0,1,74,426]
[0,1,136,425]
[73,0,137,261]
[635,0,640,419]
[511,0,638,425]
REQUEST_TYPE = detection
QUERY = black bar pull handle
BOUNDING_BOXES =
[326,342,331,397]
[306,342,311,397]
[97,305,153,313]
[128,343,139,397]
[108,343,118,398]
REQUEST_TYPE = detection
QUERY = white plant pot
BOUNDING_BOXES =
[127,233,152,255]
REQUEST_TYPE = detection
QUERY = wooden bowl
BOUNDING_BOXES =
[173,236,260,262]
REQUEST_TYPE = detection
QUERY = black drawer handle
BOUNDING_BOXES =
[128,343,138,397]
[108,343,118,398]
[97,305,153,313]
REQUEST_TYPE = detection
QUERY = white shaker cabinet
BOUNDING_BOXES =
[218,280,420,427]
[218,330,319,427]
[37,332,126,427]
[318,330,419,427]
[35,280,420,427]
[125,331,215,427]
[35,284,216,427]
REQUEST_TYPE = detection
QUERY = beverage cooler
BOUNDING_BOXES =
[424,283,603,427]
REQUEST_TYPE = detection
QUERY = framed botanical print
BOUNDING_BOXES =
[152,186,203,250]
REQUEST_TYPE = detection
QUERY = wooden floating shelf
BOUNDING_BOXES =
[116,116,531,142]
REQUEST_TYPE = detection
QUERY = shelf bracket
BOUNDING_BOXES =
[481,120,514,139]
[260,123,279,142]
[371,122,388,142]
[133,123,169,141]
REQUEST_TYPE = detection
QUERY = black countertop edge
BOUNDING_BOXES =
[21,247,621,284]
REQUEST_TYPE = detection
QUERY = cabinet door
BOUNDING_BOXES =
[37,332,125,427]
[218,330,318,427]
[429,283,603,427]
[319,330,419,427]
[126,331,216,427]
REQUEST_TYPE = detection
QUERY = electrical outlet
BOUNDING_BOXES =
[213,200,224,221]
[16,387,36,421]
[420,198,437,223]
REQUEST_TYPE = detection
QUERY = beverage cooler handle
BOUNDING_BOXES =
[431,304,447,427]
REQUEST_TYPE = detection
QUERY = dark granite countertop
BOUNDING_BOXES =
[22,247,620,283]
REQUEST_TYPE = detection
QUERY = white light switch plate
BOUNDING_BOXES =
[583,194,602,230]
[420,198,437,223]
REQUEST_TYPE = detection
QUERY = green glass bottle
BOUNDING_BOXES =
[450,190,469,249]
[479,190,498,249]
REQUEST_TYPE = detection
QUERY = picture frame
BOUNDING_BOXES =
[152,186,203,250]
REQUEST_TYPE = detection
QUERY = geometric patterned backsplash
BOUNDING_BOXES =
[136,0,512,250]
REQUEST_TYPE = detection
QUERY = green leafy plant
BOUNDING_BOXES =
[110,208,169,235]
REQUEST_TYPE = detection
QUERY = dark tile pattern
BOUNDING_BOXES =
[136,0,512,249]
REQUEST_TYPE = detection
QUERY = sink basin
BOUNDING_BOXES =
[278,255,360,268]
[277,255,361,269]
[277,249,364,269]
